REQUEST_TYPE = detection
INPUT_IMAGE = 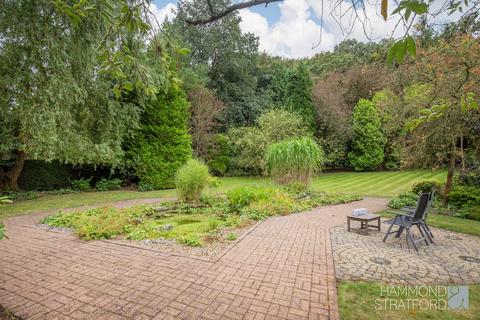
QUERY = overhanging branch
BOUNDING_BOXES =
[185,0,283,25]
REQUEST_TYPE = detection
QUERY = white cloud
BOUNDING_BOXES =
[149,2,177,28]
[239,0,408,58]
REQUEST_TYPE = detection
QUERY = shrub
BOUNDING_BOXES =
[448,186,480,209]
[228,109,308,175]
[130,86,192,189]
[206,134,231,176]
[455,169,480,187]
[175,159,212,202]
[388,191,418,209]
[411,180,441,194]
[17,160,74,191]
[227,186,275,212]
[348,98,386,171]
[95,178,123,191]
[1,191,38,201]
[179,234,202,247]
[226,232,237,241]
[266,137,323,186]
[70,177,92,191]
[455,206,480,221]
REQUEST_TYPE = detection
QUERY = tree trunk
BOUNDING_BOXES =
[6,150,26,191]
[444,154,456,205]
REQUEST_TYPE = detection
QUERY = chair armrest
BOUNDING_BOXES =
[386,210,413,217]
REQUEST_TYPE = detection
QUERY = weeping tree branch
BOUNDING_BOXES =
[185,0,283,25]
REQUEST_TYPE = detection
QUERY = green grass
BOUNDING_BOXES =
[311,169,447,197]
[0,170,446,221]
[379,210,480,237]
[339,280,480,320]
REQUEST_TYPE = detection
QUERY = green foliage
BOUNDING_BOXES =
[95,178,122,192]
[207,134,231,176]
[70,178,92,191]
[1,191,38,201]
[0,1,140,168]
[448,186,480,209]
[226,232,237,241]
[266,137,323,186]
[411,180,441,194]
[41,206,138,240]
[175,159,212,202]
[131,85,192,189]
[227,186,273,212]
[282,63,317,132]
[388,191,418,209]
[0,196,13,204]
[348,99,386,171]
[0,222,5,240]
[17,160,74,191]
[228,109,308,175]
[178,234,202,247]
[455,169,480,187]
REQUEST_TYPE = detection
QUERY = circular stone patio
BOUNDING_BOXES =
[331,220,480,285]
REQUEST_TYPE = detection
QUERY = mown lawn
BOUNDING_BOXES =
[311,169,447,197]
[0,169,446,220]
[379,210,480,237]
[339,280,480,320]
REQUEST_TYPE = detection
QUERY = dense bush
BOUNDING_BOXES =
[348,99,385,171]
[206,134,231,176]
[227,186,273,212]
[95,178,122,191]
[455,169,480,187]
[455,206,480,221]
[175,159,212,202]
[266,137,323,186]
[131,86,192,189]
[411,180,441,194]
[70,177,92,191]
[448,186,480,209]
[228,109,307,175]
[17,160,74,191]
[388,191,418,209]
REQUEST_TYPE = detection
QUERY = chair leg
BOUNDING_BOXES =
[383,221,395,242]
[421,223,433,244]
[424,223,434,239]
[406,227,418,252]
[416,224,429,245]
[395,226,404,238]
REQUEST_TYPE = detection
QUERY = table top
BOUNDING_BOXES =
[347,213,380,220]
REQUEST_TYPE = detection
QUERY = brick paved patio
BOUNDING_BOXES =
[0,198,387,319]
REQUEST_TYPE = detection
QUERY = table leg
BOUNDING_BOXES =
[347,218,350,232]
[378,218,381,231]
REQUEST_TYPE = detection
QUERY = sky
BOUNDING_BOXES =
[150,0,455,58]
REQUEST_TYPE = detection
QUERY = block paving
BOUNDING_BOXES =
[0,198,389,319]
[332,221,480,284]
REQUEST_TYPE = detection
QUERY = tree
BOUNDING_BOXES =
[188,87,224,160]
[170,0,267,127]
[312,64,392,167]
[181,0,479,65]
[283,64,317,132]
[348,99,386,171]
[0,0,141,190]
[129,85,192,190]
[404,35,480,199]
[372,89,405,169]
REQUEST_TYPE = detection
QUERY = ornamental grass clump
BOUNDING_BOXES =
[175,159,212,202]
[266,137,324,186]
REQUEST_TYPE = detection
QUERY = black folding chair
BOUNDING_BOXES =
[399,191,435,242]
[383,192,430,252]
